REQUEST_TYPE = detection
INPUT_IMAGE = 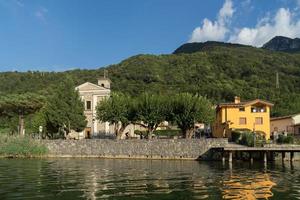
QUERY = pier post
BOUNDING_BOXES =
[282,152,285,162]
[222,151,226,165]
[290,152,294,163]
[249,152,253,164]
[263,152,267,164]
[229,151,233,163]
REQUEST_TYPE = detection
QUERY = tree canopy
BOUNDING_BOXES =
[0,93,44,135]
[169,93,215,138]
[96,93,134,139]
[44,78,87,138]
[135,93,168,138]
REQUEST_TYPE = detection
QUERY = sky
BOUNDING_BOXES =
[0,0,300,72]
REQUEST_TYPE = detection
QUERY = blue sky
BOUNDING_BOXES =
[0,0,299,72]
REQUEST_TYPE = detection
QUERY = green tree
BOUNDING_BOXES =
[0,93,44,136]
[135,93,167,139]
[169,93,215,138]
[44,78,87,138]
[96,93,134,139]
[25,108,47,138]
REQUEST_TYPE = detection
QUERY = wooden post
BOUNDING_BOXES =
[290,152,294,163]
[282,152,285,162]
[264,152,267,164]
[229,151,233,163]
[222,152,226,163]
[249,152,253,164]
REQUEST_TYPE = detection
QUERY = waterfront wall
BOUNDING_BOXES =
[40,139,228,160]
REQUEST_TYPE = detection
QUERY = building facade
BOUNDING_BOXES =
[212,96,274,139]
[75,77,112,138]
[270,114,300,135]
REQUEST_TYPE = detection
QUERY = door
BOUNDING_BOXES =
[85,127,92,139]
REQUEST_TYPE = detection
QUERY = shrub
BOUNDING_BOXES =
[240,132,255,147]
[134,129,180,138]
[232,130,266,147]
[231,131,242,143]
[277,134,294,144]
[0,135,48,157]
[153,130,180,137]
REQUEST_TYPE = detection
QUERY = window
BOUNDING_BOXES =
[255,117,263,125]
[239,117,247,125]
[239,107,245,111]
[86,101,91,110]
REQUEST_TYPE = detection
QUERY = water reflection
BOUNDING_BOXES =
[0,159,299,199]
[222,173,276,199]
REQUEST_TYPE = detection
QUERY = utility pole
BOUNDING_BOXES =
[276,72,280,89]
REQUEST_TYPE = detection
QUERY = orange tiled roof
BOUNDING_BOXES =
[218,99,274,108]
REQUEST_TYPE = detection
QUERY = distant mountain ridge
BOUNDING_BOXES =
[262,36,300,53]
[173,41,249,54]
[174,36,300,54]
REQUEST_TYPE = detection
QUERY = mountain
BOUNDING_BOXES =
[173,41,248,54]
[262,36,300,53]
[0,42,300,116]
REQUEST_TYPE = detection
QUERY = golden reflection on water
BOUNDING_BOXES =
[44,159,281,200]
[222,173,276,200]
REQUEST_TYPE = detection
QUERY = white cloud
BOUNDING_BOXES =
[189,0,300,47]
[189,19,228,42]
[230,8,300,46]
[218,0,234,24]
[189,0,234,42]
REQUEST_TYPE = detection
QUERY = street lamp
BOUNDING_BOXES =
[253,123,256,147]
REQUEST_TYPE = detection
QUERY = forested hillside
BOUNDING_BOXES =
[1,44,300,117]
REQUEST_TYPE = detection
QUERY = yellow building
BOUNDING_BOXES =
[213,97,274,139]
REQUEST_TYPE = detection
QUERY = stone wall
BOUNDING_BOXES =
[40,139,228,160]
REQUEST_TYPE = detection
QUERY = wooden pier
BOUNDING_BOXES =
[216,143,300,164]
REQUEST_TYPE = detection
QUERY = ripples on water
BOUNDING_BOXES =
[0,159,299,200]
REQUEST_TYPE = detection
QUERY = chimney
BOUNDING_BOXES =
[234,96,240,104]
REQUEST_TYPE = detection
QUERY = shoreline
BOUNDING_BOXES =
[2,154,300,162]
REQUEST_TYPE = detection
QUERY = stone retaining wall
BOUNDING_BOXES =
[40,139,228,160]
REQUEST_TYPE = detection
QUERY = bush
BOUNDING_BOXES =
[153,130,180,137]
[0,135,48,157]
[277,134,294,144]
[240,132,255,147]
[231,131,241,143]
[232,131,266,147]
[134,129,180,138]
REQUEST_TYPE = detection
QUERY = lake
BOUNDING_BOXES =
[0,158,299,200]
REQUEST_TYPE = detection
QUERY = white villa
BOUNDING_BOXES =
[75,77,113,138]
[75,77,141,139]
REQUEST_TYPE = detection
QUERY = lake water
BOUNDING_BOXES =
[0,159,299,200]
